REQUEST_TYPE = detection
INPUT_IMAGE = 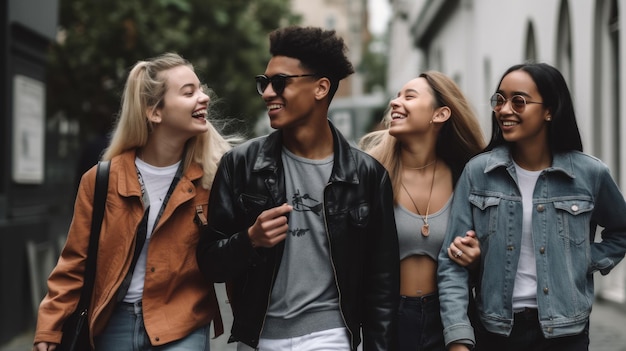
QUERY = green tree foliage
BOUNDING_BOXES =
[48,0,298,139]
[359,33,387,94]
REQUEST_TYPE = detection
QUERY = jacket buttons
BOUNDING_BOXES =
[543,287,549,294]
[155,337,160,342]
[507,245,515,251]
[539,247,545,254]
[536,204,545,212]
[150,267,155,272]
[571,204,579,212]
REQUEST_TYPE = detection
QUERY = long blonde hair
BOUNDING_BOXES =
[102,52,232,189]
[363,71,485,200]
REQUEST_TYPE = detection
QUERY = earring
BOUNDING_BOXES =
[546,117,552,121]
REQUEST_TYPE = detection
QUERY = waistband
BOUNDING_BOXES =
[399,292,439,306]
[513,307,538,321]
[118,300,142,313]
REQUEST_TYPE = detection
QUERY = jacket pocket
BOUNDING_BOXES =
[468,193,501,240]
[554,199,594,246]
[349,203,370,228]
[238,193,270,217]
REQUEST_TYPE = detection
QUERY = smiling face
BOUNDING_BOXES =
[150,65,210,139]
[388,77,439,139]
[495,70,551,147]
[260,55,322,130]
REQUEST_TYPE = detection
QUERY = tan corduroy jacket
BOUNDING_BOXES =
[34,150,223,347]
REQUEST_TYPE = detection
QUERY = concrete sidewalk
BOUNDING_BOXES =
[4,285,626,351]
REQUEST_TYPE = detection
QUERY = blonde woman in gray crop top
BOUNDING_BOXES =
[361,72,485,351]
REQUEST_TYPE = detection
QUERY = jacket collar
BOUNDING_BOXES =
[115,149,204,198]
[485,145,576,179]
[253,120,360,184]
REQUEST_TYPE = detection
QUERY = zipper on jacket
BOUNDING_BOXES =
[322,182,355,351]
[256,228,280,350]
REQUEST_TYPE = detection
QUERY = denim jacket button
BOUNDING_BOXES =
[543,287,549,294]
[539,246,545,254]
[536,204,545,212]
[571,204,579,212]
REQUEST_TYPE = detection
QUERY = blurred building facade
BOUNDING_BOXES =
[386,0,626,304]
[1,0,69,345]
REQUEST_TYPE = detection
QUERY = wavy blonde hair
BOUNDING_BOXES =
[362,71,485,200]
[102,52,232,189]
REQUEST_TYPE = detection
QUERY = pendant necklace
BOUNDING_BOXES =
[401,160,437,237]
[403,159,436,170]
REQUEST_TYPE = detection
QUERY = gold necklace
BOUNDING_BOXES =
[401,160,437,237]
[403,159,436,170]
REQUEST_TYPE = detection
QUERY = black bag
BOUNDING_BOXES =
[58,161,110,351]
[58,307,90,351]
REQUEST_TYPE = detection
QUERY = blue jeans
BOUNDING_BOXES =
[94,301,210,351]
[398,294,446,351]
[475,308,590,351]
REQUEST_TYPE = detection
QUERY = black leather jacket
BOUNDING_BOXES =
[197,122,399,351]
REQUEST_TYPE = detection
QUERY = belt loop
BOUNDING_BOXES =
[133,300,142,314]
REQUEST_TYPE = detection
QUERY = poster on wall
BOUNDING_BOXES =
[12,74,45,184]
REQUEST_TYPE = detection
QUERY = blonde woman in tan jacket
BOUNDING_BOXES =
[34,53,232,351]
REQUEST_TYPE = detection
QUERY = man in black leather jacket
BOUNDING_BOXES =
[197,26,399,351]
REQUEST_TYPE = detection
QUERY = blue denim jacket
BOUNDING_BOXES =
[437,146,626,347]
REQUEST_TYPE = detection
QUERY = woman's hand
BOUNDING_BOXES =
[33,341,57,351]
[448,342,472,351]
[447,230,480,269]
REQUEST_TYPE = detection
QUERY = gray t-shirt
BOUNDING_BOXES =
[261,148,345,339]
[395,195,452,261]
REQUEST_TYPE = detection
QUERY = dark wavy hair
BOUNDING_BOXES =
[485,63,583,153]
[269,26,355,102]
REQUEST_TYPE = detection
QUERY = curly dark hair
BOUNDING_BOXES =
[269,26,355,101]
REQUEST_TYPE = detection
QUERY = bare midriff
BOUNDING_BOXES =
[400,255,437,297]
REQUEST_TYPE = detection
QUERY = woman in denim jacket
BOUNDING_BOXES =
[438,63,626,351]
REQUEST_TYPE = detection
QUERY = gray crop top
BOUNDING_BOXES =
[395,195,452,261]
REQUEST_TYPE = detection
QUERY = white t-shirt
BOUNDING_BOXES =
[512,162,542,311]
[123,158,179,303]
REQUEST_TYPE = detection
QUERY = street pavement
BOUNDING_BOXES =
[4,283,626,351]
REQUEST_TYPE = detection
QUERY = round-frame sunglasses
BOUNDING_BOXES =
[490,92,543,114]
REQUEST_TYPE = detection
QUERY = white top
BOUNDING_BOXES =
[123,157,179,303]
[512,162,542,311]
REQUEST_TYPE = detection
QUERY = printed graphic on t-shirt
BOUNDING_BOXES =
[288,189,322,237]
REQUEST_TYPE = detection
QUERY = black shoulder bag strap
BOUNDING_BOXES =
[61,161,109,351]
[77,160,110,311]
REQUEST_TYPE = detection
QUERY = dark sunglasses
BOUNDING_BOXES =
[490,92,543,114]
[255,73,317,95]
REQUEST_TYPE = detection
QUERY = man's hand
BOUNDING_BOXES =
[248,203,292,248]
